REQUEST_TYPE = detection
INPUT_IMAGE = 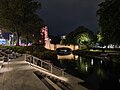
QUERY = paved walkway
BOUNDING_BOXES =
[0,56,49,90]
[0,55,88,90]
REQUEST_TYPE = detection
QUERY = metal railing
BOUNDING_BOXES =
[25,54,64,76]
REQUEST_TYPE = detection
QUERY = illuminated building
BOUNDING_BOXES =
[0,30,6,45]
[39,26,49,45]
[0,30,2,38]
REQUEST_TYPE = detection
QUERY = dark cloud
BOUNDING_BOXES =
[37,0,104,35]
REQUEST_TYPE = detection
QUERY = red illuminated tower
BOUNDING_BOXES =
[39,26,48,45]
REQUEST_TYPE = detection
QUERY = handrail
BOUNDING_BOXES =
[25,54,64,76]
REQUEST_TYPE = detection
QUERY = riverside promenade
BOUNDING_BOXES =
[0,56,49,90]
[0,55,88,90]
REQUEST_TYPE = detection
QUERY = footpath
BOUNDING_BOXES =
[0,55,88,90]
[0,56,49,90]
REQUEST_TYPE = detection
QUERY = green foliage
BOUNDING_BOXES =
[60,39,67,45]
[97,68,106,79]
[97,0,120,46]
[76,33,91,46]
[97,31,105,47]
[0,0,43,45]
[61,26,93,47]
[2,46,57,60]
[21,15,44,45]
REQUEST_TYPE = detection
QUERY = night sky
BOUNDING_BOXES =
[37,0,104,35]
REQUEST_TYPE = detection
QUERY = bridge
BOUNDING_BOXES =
[44,39,79,51]
[45,43,79,51]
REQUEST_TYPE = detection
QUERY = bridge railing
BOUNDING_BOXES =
[25,54,64,76]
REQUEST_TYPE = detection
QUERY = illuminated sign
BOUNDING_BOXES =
[0,39,6,45]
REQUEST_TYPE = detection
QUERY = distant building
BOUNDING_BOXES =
[61,35,66,39]
[0,30,6,45]
[39,26,49,45]
[0,30,2,38]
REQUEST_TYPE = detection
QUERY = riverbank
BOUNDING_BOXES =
[0,46,57,60]
[72,50,120,63]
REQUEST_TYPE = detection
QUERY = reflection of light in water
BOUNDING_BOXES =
[80,56,82,62]
[75,55,78,60]
[57,54,75,60]
[75,45,79,49]
[75,67,78,69]
[85,64,88,72]
[119,79,120,83]
[91,59,94,65]
[100,60,103,64]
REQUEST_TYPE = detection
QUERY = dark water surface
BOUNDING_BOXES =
[53,54,120,90]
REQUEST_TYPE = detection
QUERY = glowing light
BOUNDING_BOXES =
[57,54,74,60]
[75,45,79,49]
[75,55,78,60]
[85,64,88,72]
[91,59,94,65]
[80,56,82,62]
[100,60,103,64]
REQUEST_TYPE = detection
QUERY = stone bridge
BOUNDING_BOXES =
[45,43,79,51]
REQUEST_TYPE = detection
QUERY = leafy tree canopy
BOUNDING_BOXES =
[97,0,120,46]
[76,33,91,46]
[49,35,61,44]
[0,0,42,45]
[61,26,94,46]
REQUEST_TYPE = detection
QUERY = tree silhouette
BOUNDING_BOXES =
[0,0,42,46]
[97,0,120,47]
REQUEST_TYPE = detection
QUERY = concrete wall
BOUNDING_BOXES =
[45,43,79,50]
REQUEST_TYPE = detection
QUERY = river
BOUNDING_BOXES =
[53,54,120,90]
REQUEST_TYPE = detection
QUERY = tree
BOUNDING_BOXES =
[97,0,120,47]
[50,35,61,44]
[97,31,105,47]
[61,26,93,47]
[0,0,42,46]
[21,15,44,45]
[75,33,91,47]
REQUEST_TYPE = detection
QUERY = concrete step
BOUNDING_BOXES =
[44,77,62,90]
[34,70,73,90]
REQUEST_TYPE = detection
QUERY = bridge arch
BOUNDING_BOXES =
[45,43,79,51]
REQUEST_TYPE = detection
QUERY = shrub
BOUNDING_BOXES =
[1,46,57,60]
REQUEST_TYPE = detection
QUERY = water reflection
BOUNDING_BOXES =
[57,54,78,60]
[100,60,103,64]
[85,64,88,72]
[91,59,94,65]
[56,54,120,90]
